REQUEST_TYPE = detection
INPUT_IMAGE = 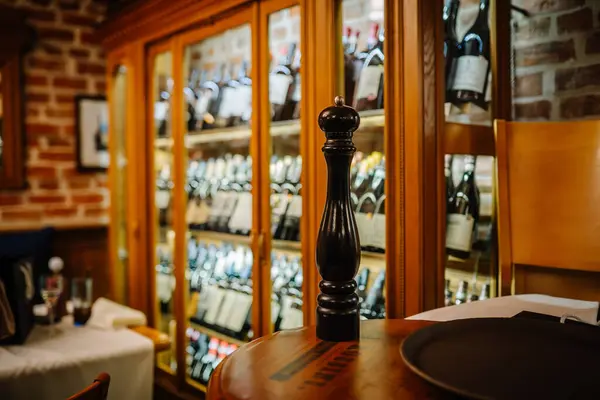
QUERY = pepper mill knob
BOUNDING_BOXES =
[318,96,360,136]
[315,96,361,342]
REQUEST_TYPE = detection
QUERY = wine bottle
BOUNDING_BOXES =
[368,158,386,253]
[235,61,253,126]
[445,155,455,211]
[199,338,220,383]
[455,280,468,305]
[195,69,220,130]
[355,268,371,304]
[344,28,359,107]
[184,76,198,132]
[205,156,228,231]
[354,23,384,111]
[155,76,171,138]
[446,155,479,260]
[290,47,302,120]
[467,283,479,303]
[444,278,454,306]
[227,155,253,236]
[269,43,296,122]
[270,156,292,240]
[217,155,243,232]
[480,283,490,301]
[361,270,385,319]
[156,164,173,227]
[449,0,491,110]
[280,155,302,241]
[443,0,460,103]
[215,65,240,128]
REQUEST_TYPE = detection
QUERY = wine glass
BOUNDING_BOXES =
[40,274,64,335]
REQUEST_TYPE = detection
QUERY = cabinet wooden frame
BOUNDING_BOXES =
[106,45,148,314]
[258,0,306,338]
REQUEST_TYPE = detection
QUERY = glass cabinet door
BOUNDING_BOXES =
[149,48,176,372]
[110,64,128,305]
[264,4,304,333]
[179,20,254,389]
[338,0,387,320]
[442,0,497,305]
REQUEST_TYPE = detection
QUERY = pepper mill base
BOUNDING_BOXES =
[316,309,360,342]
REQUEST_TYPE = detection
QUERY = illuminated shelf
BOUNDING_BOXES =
[445,122,495,156]
[154,111,384,149]
[188,229,301,252]
[189,320,247,346]
[187,378,207,393]
[154,137,173,149]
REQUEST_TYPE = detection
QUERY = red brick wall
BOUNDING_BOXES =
[0,0,109,228]
[513,0,600,120]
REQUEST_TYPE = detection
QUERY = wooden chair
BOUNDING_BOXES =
[67,373,111,400]
[495,119,600,299]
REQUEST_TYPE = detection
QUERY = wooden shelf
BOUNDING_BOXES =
[189,320,247,346]
[154,111,384,149]
[445,122,495,156]
[186,378,207,393]
[188,229,301,253]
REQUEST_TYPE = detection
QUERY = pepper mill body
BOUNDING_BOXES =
[316,96,361,342]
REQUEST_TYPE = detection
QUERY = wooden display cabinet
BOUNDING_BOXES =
[100,0,514,395]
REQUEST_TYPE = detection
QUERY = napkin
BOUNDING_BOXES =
[87,297,147,330]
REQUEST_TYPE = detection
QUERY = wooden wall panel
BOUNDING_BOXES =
[515,265,600,303]
[53,227,110,301]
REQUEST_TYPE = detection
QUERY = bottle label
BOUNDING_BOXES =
[286,195,302,218]
[446,213,474,252]
[156,273,175,302]
[355,65,383,101]
[215,289,238,328]
[154,101,168,121]
[291,74,301,102]
[228,192,253,232]
[452,56,489,93]
[355,212,375,248]
[235,85,253,119]
[271,298,281,324]
[155,190,171,210]
[218,87,239,118]
[279,296,303,330]
[269,74,292,106]
[484,71,492,103]
[194,93,210,122]
[271,193,290,217]
[371,213,386,250]
[225,292,252,332]
[208,192,227,219]
[203,286,226,325]
[220,192,239,220]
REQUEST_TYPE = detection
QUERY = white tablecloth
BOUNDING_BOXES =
[0,317,154,400]
[408,294,600,324]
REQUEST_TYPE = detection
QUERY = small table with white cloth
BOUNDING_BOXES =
[0,316,154,400]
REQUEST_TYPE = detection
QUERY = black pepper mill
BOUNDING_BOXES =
[316,96,361,342]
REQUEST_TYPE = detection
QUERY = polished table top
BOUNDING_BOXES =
[207,319,453,400]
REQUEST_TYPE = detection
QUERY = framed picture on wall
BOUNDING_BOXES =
[75,95,109,172]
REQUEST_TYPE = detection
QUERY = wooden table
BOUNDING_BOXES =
[208,319,454,400]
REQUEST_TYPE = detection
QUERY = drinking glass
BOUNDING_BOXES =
[71,278,93,326]
[40,274,64,335]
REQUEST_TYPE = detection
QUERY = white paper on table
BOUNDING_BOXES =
[86,297,147,330]
[408,294,599,325]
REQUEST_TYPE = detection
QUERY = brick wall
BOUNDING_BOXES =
[0,0,109,228]
[513,0,600,120]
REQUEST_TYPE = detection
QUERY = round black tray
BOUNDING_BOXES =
[400,317,600,400]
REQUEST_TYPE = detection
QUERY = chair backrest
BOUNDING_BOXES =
[67,373,111,400]
[495,119,600,296]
